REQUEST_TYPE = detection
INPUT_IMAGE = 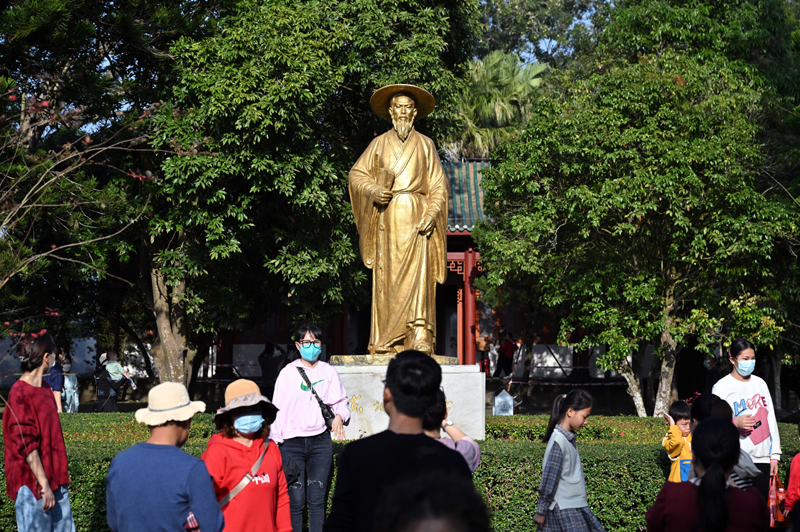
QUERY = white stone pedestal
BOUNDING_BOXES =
[334,364,486,441]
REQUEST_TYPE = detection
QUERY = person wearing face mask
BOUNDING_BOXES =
[712,337,781,501]
[270,324,350,532]
[61,356,79,413]
[703,354,721,394]
[42,346,65,413]
[202,379,289,532]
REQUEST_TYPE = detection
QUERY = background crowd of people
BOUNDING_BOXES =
[3,330,799,532]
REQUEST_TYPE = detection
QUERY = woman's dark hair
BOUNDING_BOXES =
[294,324,323,342]
[710,397,733,420]
[729,338,755,360]
[422,389,447,432]
[374,473,490,532]
[692,418,740,532]
[542,389,593,442]
[691,395,733,430]
[668,400,692,422]
[18,332,57,373]
[691,394,714,424]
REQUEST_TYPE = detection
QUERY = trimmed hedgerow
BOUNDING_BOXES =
[0,415,798,531]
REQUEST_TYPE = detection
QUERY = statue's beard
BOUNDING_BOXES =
[392,117,414,141]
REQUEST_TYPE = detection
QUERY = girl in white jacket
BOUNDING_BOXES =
[712,337,780,501]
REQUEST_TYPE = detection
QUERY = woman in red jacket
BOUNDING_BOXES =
[3,332,76,532]
[202,379,291,532]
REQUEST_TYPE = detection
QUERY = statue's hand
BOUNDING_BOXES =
[416,215,435,236]
[372,186,393,206]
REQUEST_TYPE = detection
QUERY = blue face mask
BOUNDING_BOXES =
[234,413,264,434]
[735,359,755,377]
[300,344,322,362]
[703,360,710,368]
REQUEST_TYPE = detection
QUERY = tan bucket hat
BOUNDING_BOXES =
[135,382,206,425]
[214,379,278,423]
[370,84,436,121]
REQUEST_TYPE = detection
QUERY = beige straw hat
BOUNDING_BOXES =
[214,379,278,423]
[135,382,206,425]
[370,84,436,121]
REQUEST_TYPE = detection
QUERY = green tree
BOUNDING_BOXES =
[477,0,610,66]
[475,53,798,416]
[0,0,228,359]
[445,50,547,160]
[142,0,480,383]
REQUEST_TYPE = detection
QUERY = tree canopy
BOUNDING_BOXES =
[475,0,800,415]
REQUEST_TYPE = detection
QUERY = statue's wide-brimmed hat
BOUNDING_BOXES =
[370,84,436,121]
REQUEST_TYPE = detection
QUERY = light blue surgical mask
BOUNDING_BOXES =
[300,344,322,362]
[234,413,264,434]
[703,360,710,368]
[735,359,755,377]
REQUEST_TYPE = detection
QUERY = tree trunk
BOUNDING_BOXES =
[653,325,680,416]
[619,363,648,417]
[150,266,188,383]
[768,346,785,419]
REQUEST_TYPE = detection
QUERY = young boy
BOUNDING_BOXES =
[662,400,693,482]
[786,423,800,514]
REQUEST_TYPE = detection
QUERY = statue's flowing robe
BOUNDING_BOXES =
[349,128,449,353]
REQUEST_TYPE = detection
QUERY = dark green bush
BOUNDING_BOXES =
[486,414,670,444]
[0,414,797,531]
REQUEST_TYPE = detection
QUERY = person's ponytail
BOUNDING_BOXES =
[542,389,593,443]
[543,394,566,443]
[691,418,740,532]
[694,459,728,532]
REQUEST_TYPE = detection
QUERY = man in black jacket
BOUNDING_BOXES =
[324,351,472,532]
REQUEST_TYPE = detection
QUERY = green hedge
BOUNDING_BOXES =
[0,414,797,532]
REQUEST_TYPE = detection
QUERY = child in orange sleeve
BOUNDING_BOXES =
[662,400,692,482]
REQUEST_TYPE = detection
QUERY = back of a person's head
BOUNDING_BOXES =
[18,332,57,373]
[710,397,733,420]
[690,394,714,425]
[385,350,441,418]
[668,400,691,422]
[692,418,740,532]
[375,473,490,532]
[422,389,447,432]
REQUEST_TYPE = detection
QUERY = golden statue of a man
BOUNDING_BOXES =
[349,84,449,356]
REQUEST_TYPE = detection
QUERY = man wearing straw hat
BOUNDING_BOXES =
[349,84,449,356]
[106,382,224,532]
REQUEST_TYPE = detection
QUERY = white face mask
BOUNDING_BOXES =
[62,364,71,373]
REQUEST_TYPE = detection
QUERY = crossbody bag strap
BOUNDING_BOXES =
[297,367,328,410]
[217,447,268,508]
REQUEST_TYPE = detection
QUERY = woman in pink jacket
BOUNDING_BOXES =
[270,324,350,532]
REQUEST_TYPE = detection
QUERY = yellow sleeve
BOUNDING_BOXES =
[661,425,687,459]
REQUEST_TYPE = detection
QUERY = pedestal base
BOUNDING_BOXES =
[329,354,459,366]
[335,364,485,440]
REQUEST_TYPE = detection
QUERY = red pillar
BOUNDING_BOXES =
[457,289,464,364]
[464,249,476,366]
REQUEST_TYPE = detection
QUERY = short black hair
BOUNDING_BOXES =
[385,350,441,418]
[422,389,447,431]
[375,473,490,532]
[669,400,692,422]
[294,324,323,342]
